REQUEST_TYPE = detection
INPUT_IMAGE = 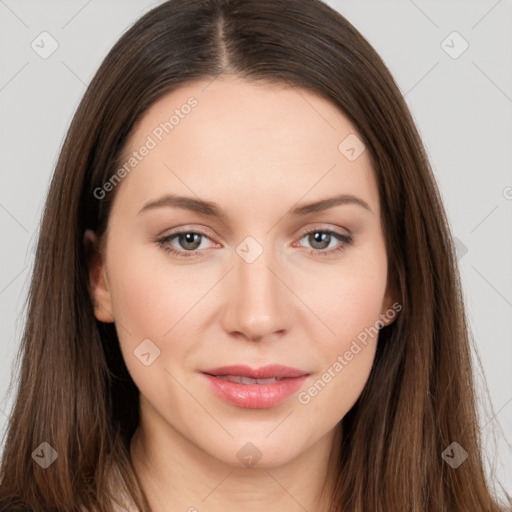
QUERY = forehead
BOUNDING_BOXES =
[113,76,379,219]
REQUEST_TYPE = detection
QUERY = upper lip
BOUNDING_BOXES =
[201,364,309,379]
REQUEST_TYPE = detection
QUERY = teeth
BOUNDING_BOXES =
[215,375,282,384]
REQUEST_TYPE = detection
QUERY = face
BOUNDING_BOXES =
[86,75,397,468]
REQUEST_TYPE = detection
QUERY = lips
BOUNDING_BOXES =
[201,364,308,379]
[200,364,309,409]
[214,375,282,385]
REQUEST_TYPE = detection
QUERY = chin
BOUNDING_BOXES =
[205,436,303,469]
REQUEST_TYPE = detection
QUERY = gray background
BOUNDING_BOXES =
[0,0,511,500]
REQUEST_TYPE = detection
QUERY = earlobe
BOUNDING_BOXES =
[379,297,398,328]
[379,281,401,329]
[83,229,115,323]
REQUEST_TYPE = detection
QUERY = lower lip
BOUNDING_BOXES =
[202,373,308,409]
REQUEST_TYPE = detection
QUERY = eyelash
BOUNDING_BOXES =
[156,227,353,259]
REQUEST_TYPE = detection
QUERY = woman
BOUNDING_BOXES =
[0,0,508,511]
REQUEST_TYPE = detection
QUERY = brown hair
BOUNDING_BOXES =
[0,0,508,511]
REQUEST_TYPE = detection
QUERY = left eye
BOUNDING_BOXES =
[299,230,341,250]
[296,229,353,255]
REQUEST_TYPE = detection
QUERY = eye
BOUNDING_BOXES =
[295,228,353,257]
[156,229,216,258]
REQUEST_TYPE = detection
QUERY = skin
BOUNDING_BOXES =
[86,75,398,512]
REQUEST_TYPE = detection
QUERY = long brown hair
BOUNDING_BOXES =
[0,1,508,511]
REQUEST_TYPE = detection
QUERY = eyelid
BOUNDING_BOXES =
[157,225,218,244]
[295,222,352,238]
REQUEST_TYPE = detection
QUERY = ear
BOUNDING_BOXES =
[378,275,401,329]
[83,229,114,323]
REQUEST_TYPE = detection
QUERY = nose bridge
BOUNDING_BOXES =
[223,234,290,339]
[235,235,279,307]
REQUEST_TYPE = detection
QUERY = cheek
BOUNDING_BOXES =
[110,265,167,339]
[299,249,387,408]
[106,245,210,380]
[107,244,202,340]
[106,251,189,402]
[307,256,388,349]
[298,272,382,420]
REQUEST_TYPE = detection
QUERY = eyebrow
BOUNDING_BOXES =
[138,193,374,217]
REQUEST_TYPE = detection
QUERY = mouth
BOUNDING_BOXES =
[210,375,285,385]
[200,364,309,409]
[201,364,308,379]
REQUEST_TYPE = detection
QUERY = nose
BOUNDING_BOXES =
[219,241,293,342]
